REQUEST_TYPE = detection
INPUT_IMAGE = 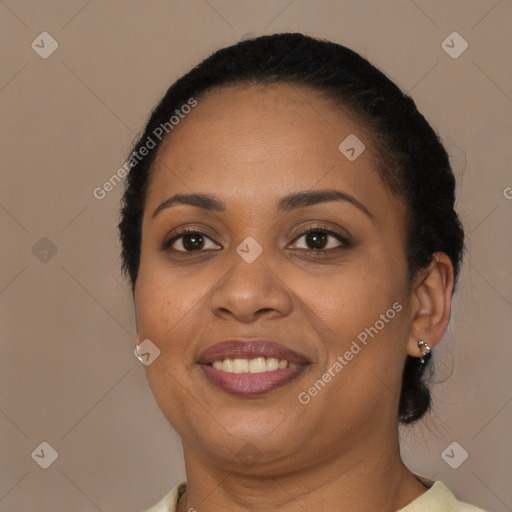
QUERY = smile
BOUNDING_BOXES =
[210,357,302,373]
[197,338,311,396]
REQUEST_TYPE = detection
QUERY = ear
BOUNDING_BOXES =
[407,251,455,358]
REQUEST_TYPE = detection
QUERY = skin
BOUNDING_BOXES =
[134,83,454,512]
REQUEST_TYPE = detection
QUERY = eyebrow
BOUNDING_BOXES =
[152,189,374,221]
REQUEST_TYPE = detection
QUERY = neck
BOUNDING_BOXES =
[176,430,428,512]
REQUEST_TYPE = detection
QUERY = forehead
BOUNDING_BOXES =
[145,83,397,217]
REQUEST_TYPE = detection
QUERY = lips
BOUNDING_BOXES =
[197,338,311,396]
[197,338,311,365]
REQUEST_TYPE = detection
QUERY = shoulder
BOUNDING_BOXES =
[140,481,187,512]
[400,479,489,512]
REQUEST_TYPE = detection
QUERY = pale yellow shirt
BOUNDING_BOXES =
[142,476,488,511]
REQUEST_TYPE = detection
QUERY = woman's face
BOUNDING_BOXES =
[135,83,414,473]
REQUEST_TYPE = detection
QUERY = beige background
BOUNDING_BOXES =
[1,1,511,511]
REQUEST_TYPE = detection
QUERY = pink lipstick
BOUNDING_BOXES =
[197,338,310,396]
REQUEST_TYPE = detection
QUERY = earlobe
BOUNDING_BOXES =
[407,252,455,358]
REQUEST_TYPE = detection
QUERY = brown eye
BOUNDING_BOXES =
[164,229,221,252]
[290,227,348,252]
[180,232,205,251]
[304,231,329,250]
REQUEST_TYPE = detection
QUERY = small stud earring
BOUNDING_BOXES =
[417,340,431,364]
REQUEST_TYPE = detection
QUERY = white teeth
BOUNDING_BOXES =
[210,357,301,373]
[249,357,266,373]
[266,357,279,371]
[233,359,249,373]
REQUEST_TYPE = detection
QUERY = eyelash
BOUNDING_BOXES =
[161,225,350,255]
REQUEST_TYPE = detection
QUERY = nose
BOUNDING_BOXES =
[208,248,293,323]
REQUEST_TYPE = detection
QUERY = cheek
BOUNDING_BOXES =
[297,271,408,428]
[136,267,202,345]
[295,253,409,393]
[298,257,401,337]
[134,256,204,380]
[134,264,206,426]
